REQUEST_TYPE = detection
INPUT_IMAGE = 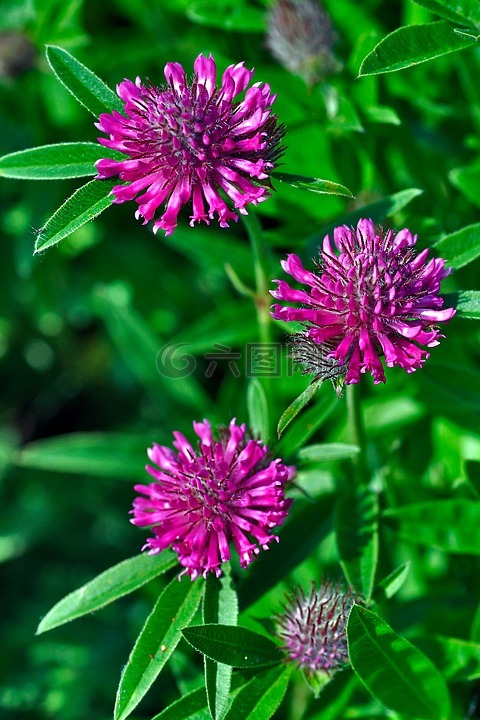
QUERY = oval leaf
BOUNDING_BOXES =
[247,379,270,443]
[0,142,119,180]
[182,624,281,668]
[335,488,378,603]
[444,290,480,320]
[348,605,451,720]
[46,44,123,116]
[114,576,205,720]
[277,378,323,438]
[298,443,360,463]
[223,664,293,720]
[359,21,476,76]
[35,179,116,253]
[203,568,238,720]
[433,222,480,270]
[36,551,177,634]
[383,499,480,554]
[15,432,147,478]
[272,172,354,198]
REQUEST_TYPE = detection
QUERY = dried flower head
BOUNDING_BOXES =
[0,32,35,80]
[266,0,339,85]
[131,419,295,580]
[271,218,455,385]
[96,54,285,236]
[277,579,356,688]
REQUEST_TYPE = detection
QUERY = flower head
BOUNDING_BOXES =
[131,419,294,580]
[277,579,356,680]
[266,0,339,86]
[96,54,285,236]
[271,219,455,385]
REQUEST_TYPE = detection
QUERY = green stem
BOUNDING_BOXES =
[346,383,369,485]
[242,211,272,348]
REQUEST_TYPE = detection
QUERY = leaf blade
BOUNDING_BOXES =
[247,379,270,444]
[359,21,477,77]
[114,576,205,720]
[272,172,354,198]
[347,605,451,720]
[0,142,119,180]
[223,664,292,720]
[444,290,480,320]
[46,44,123,116]
[433,222,480,269]
[277,379,323,438]
[182,624,281,668]
[36,552,178,634]
[34,179,116,253]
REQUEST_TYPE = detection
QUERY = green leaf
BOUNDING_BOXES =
[466,460,480,497]
[277,390,338,458]
[277,379,323,438]
[298,443,360,463]
[0,142,120,180]
[433,222,480,269]
[347,605,451,720]
[34,179,116,253]
[150,672,254,720]
[423,362,480,410]
[471,602,480,642]
[415,635,480,682]
[373,562,410,603]
[412,0,480,28]
[15,432,147,478]
[247,379,270,444]
[335,488,378,603]
[182,625,281,668]
[114,576,204,720]
[46,44,123,116]
[444,290,480,320]
[203,568,238,720]
[383,499,480,554]
[36,552,177,634]
[449,163,480,208]
[272,172,354,198]
[359,21,477,77]
[223,664,293,720]
[307,189,423,252]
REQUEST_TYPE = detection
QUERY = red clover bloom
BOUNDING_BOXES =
[271,218,455,385]
[277,579,356,690]
[131,419,294,580]
[95,54,285,236]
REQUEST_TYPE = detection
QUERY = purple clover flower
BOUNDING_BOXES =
[277,579,356,677]
[131,419,294,580]
[95,54,285,236]
[271,219,455,385]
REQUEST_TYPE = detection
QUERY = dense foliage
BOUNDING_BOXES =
[1,1,480,719]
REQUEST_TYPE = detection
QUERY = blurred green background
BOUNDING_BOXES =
[1,0,480,718]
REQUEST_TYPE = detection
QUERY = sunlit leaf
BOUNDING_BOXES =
[247,379,270,444]
[359,21,476,77]
[223,664,293,720]
[46,44,123,116]
[272,173,354,198]
[203,568,238,720]
[277,379,323,438]
[348,605,451,720]
[413,0,480,28]
[34,179,116,253]
[36,552,177,634]
[415,635,480,682]
[299,443,360,463]
[0,142,120,180]
[444,290,480,320]
[433,222,480,269]
[114,576,204,720]
[182,624,280,668]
